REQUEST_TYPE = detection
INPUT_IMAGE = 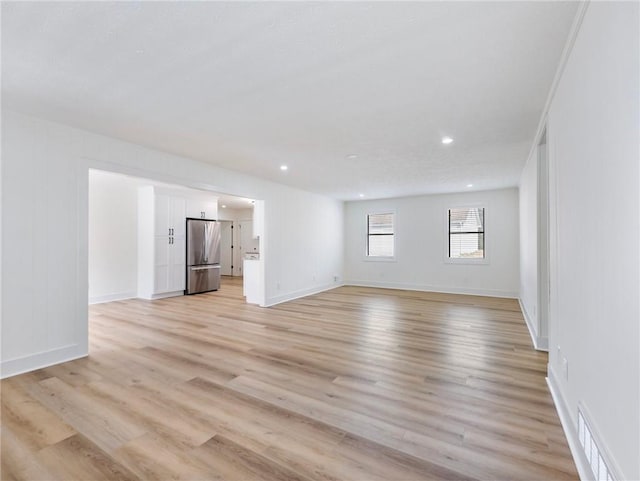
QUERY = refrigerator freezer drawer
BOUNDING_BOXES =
[186,264,221,294]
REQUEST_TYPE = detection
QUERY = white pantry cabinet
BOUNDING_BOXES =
[154,193,186,237]
[138,186,187,299]
[151,235,186,295]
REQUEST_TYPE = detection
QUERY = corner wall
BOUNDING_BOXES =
[344,188,519,298]
[1,110,344,378]
[518,148,542,348]
[88,170,139,304]
[543,3,639,479]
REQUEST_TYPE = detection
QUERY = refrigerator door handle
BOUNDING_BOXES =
[203,224,207,263]
[191,265,221,271]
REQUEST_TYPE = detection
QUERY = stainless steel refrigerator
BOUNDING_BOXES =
[186,218,221,294]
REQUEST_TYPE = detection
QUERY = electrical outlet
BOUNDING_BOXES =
[562,357,569,381]
[333,275,339,282]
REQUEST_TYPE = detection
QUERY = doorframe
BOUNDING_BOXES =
[536,129,550,351]
[217,220,234,277]
[82,158,266,347]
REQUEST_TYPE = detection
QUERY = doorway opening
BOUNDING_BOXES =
[87,168,262,318]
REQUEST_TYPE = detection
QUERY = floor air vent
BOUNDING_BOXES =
[577,408,614,481]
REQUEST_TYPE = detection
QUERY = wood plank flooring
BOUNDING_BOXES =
[1,277,578,480]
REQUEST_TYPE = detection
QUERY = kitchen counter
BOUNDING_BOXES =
[243,259,260,304]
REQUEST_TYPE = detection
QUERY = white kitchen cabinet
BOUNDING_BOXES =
[186,197,218,220]
[243,259,260,305]
[169,235,186,291]
[155,193,186,236]
[153,236,170,293]
[152,235,185,295]
[138,186,187,299]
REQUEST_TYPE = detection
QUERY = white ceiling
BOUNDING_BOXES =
[2,2,578,200]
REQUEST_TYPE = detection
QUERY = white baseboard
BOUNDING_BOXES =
[265,282,344,307]
[518,298,549,351]
[547,365,594,481]
[0,344,87,379]
[344,279,518,299]
[137,290,184,300]
[89,291,137,304]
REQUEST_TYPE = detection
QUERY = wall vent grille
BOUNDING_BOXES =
[577,409,614,481]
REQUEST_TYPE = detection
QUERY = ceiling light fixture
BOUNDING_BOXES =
[347,154,358,159]
[280,165,288,171]
[222,204,227,208]
[442,136,454,145]
[466,184,473,188]
[359,193,365,198]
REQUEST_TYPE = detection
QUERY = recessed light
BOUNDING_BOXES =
[280,165,288,171]
[135,49,145,54]
[359,193,365,198]
[347,154,358,159]
[442,136,454,145]
[466,184,473,188]
[222,204,227,208]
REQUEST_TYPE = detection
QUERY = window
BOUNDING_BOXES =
[448,207,485,259]
[367,213,394,257]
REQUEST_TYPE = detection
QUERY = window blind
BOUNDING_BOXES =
[448,207,484,259]
[367,213,394,257]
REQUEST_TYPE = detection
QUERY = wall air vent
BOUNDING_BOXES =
[577,408,614,481]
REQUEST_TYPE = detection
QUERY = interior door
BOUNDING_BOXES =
[233,222,242,276]
[219,221,233,276]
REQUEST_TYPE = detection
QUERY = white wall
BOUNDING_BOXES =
[88,170,138,303]
[519,148,539,339]
[267,187,344,304]
[1,110,344,378]
[544,3,639,480]
[345,188,519,298]
[217,207,252,222]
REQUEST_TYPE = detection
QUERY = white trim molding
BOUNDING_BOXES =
[525,1,590,164]
[265,282,344,307]
[88,291,137,305]
[518,298,549,351]
[345,280,517,299]
[547,366,595,481]
[0,344,87,380]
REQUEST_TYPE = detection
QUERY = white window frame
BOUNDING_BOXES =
[364,211,396,262]
[444,204,489,265]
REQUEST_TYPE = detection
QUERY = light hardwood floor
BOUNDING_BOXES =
[1,277,578,480]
